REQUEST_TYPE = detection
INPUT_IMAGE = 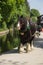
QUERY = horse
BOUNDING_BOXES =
[17,16,39,53]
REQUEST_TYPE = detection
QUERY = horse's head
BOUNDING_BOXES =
[17,16,27,32]
[17,16,40,38]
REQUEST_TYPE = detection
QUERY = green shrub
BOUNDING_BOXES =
[6,40,11,50]
[2,21,7,30]
[2,35,6,42]
[0,48,1,54]
[1,35,7,52]
[31,16,37,22]
[13,37,20,47]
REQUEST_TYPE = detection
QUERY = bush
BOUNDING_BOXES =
[1,35,7,52]
[13,37,20,47]
[0,47,1,54]
[31,16,37,22]
[2,21,7,30]
[6,40,11,50]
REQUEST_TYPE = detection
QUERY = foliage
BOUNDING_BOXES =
[30,9,40,17]
[0,33,13,53]
[31,16,37,22]
[30,9,40,22]
[0,0,41,29]
[0,35,7,52]
[0,14,2,21]
[0,0,30,30]
[2,21,7,29]
[16,0,30,17]
[13,37,20,47]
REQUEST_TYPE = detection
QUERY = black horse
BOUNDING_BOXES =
[17,16,39,53]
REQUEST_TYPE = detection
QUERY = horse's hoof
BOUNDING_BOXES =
[18,51,23,53]
[18,48,24,53]
[26,51,28,53]
[24,48,26,50]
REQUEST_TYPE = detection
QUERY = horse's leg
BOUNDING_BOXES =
[18,43,23,53]
[26,42,31,53]
[31,40,34,50]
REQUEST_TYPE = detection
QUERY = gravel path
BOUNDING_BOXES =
[0,32,43,65]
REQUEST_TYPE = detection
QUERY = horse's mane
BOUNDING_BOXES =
[18,16,27,32]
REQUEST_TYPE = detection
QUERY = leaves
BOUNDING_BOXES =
[30,9,40,22]
[30,9,40,17]
[0,14,2,21]
[0,0,40,29]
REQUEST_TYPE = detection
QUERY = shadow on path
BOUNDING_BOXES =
[0,48,18,55]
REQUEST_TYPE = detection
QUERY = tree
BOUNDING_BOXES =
[0,0,30,29]
[30,9,40,22]
[25,0,30,17]
[16,0,30,17]
[30,9,40,17]
[0,0,17,29]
